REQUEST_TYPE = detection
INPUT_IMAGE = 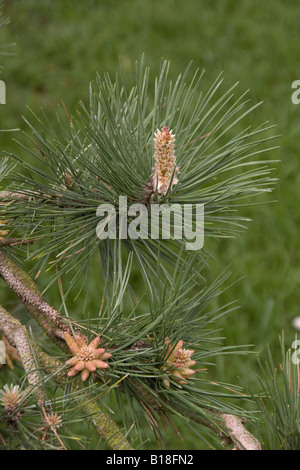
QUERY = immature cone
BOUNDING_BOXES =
[0,384,24,429]
[45,412,63,430]
[64,332,112,382]
[163,339,196,388]
[153,126,179,195]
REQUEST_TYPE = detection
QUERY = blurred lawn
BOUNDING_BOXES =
[1,0,300,449]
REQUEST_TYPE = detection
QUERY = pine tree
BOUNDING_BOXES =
[0,8,293,449]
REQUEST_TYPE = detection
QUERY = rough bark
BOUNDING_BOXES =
[0,251,79,352]
[0,305,46,403]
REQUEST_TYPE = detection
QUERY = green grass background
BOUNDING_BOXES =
[0,0,300,449]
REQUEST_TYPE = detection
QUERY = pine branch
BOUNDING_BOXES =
[37,343,260,450]
[0,272,133,450]
[0,58,276,449]
[129,377,261,450]
[186,411,261,450]
[0,312,133,450]
[0,250,79,351]
[0,238,35,247]
[36,349,69,386]
[3,58,277,296]
[0,246,260,449]
[0,191,33,200]
[81,400,134,451]
[37,349,134,450]
[0,304,46,403]
[220,413,261,450]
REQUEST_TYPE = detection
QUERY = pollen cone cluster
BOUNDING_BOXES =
[64,332,112,382]
[0,384,23,409]
[153,126,179,195]
[45,412,62,430]
[163,339,196,388]
[0,384,23,428]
